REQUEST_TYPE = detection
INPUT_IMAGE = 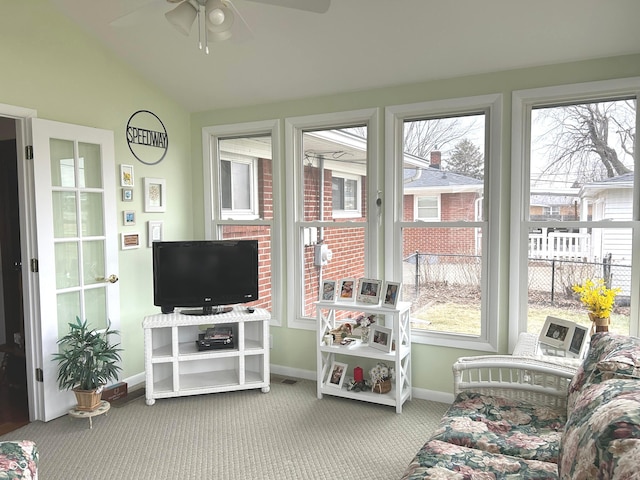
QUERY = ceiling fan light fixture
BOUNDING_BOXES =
[205,0,234,34]
[165,2,198,36]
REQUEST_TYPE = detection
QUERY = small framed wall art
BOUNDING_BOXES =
[321,279,337,302]
[122,188,133,202]
[120,164,134,187]
[121,232,140,250]
[338,278,356,302]
[382,281,401,308]
[356,278,382,304]
[147,220,164,247]
[123,210,135,226]
[326,361,348,389]
[144,177,166,213]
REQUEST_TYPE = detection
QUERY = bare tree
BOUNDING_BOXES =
[533,100,635,185]
[404,116,480,158]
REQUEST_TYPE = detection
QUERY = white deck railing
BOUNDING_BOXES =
[528,230,591,260]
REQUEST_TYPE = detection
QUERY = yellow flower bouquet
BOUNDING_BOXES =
[572,278,620,320]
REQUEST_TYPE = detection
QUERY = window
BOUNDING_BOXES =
[416,196,439,220]
[220,158,255,215]
[286,109,379,329]
[332,173,361,217]
[510,78,640,349]
[386,94,502,350]
[202,120,281,324]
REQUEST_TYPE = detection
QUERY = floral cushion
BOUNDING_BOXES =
[558,380,640,479]
[401,439,558,480]
[0,441,38,480]
[567,333,640,414]
[430,392,566,463]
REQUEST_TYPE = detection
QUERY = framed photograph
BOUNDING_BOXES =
[320,279,337,301]
[538,316,573,349]
[148,220,164,247]
[382,281,401,308]
[337,278,356,302]
[122,188,133,202]
[568,324,589,357]
[123,210,135,226]
[356,278,382,304]
[369,325,393,352]
[120,164,134,187]
[144,177,166,213]
[326,361,348,388]
[121,232,140,250]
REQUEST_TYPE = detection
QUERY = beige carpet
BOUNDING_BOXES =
[0,377,449,479]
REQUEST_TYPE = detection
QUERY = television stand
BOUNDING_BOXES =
[180,306,234,316]
[143,306,271,405]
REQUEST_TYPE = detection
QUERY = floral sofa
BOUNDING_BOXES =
[0,440,38,479]
[401,332,640,479]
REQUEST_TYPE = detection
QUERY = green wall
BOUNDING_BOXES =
[0,0,192,379]
[3,0,640,397]
[191,54,640,395]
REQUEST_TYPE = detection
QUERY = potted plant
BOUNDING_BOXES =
[53,316,122,411]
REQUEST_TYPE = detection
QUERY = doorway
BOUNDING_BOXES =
[0,116,29,435]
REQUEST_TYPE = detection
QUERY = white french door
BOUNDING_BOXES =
[31,118,120,421]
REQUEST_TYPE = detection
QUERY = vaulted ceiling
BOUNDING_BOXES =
[50,0,640,112]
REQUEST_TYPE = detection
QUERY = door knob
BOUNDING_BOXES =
[107,274,119,283]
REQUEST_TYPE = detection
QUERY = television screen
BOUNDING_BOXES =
[153,240,259,315]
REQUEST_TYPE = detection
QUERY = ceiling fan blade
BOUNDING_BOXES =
[243,0,330,14]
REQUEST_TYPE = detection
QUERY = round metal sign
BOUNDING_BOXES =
[126,110,168,165]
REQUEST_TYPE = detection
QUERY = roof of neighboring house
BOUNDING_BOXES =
[403,167,482,189]
[580,172,634,196]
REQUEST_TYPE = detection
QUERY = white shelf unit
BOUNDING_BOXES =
[316,300,412,413]
[143,307,270,406]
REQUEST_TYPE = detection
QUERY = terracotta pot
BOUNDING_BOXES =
[73,388,102,411]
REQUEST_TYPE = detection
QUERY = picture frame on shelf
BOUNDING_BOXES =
[121,232,140,250]
[356,278,382,304]
[538,316,573,349]
[123,210,135,226]
[326,361,348,388]
[147,220,164,247]
[338,278,356,302]
[122,188,133,202]
[320,279,337,301]
[144,177,166,213]
[369,324,393,352]
[120,164,134,187]
[568,324,589,357]
[382,281,401,308]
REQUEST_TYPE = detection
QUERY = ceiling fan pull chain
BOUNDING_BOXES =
[197,5,203,51]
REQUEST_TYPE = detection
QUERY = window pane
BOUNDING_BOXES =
[221,160,231,209]
[231,162,251,210]
[417,196,438,220]
[402,227,482,336]
[402,114,485,223]
[530,100,635,222]
[302,128,367,222]
[527,226,631,336]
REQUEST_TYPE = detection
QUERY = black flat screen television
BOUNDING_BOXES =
[153,240,259,315]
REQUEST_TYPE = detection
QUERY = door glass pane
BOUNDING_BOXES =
[52,191,77,238]
[57,291,81,336]
[50,138,75,188]
[83,240,105,285]
[55,242,79,289]
[85,288,107,329]
[78,142,102,188]
[80,192,104,237]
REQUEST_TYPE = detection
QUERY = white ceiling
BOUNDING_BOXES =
[50,0,640,113]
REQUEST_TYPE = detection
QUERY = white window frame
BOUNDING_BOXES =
[285,108,380,330]
[331,171,362,218]
[220,154,259,220]
[202,119,282,326]
[386,94,502,351]
[415,195,440,221]
[509,77,640,351]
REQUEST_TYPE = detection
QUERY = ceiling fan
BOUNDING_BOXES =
[162,0,330,53]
